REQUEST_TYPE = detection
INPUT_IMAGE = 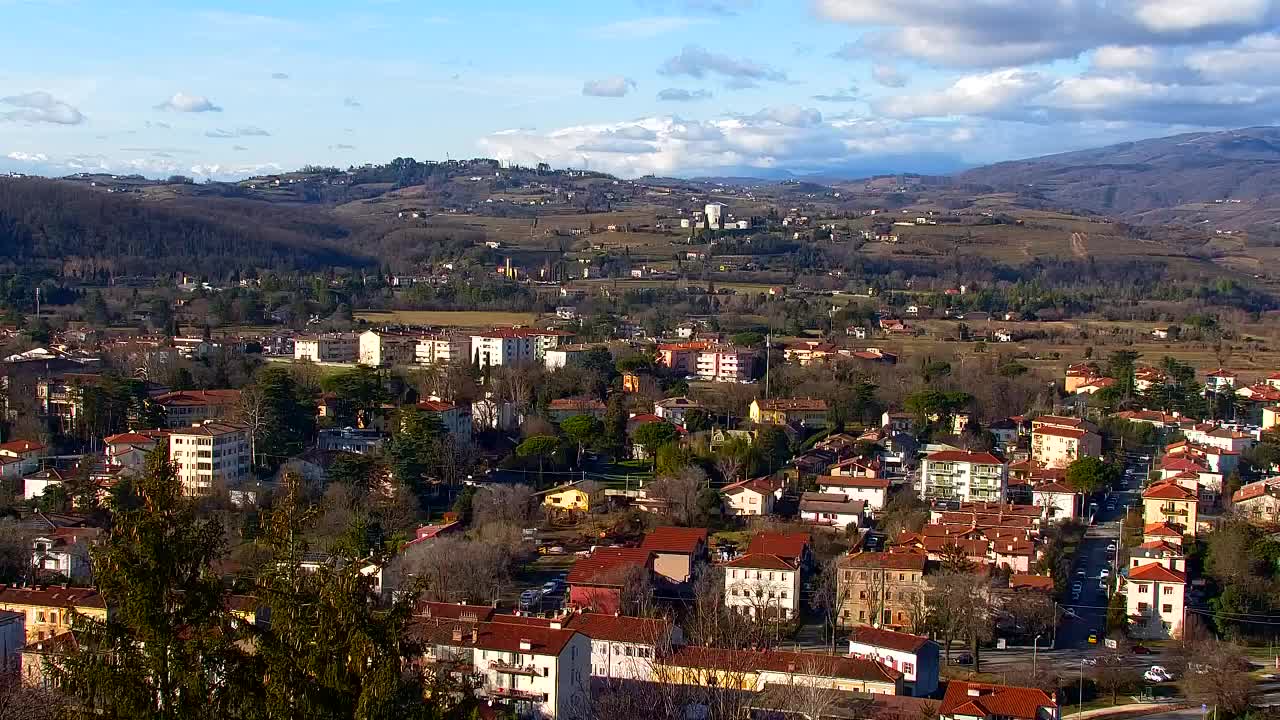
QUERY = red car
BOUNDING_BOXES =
[1133,644,1154,655]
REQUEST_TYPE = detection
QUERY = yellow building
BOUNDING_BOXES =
[1142,481,1200,536]
[541,481,604,515]
[749,398,829,428]
[1264,405,1279,431]
[0,585,108,642]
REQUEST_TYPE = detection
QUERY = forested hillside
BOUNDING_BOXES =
[0,178,373,278]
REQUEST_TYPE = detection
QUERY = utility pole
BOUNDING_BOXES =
[765,331,771,399]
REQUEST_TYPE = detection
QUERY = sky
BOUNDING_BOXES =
[4,0,1280,180]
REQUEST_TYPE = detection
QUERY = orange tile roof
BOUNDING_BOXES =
[1033,425,1088,439]
[722,553,798,571]
[566,549,653,586]
[1010,574,1055,591]
[1142,482,1198,501]
[1143,522,1183,537]
[0,440,45,454]
[847,626,934,653]
[747,532,811,560]
[641,526,708,554]
[840,551,926,571]
[665,645,901,684]
[0,585,104,609]
[926,450,1004,464]
[565,613,672,644]
[941,681,1055,720]
[1128,563,1186,583]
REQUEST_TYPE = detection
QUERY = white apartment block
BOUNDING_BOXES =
[358,330,416,367]
[1125,562,1186,640]
[470,329,535,368]
[168,421,251,497]
[723,554,801,620]
[919,451,1008,503]
[415,335,470,366]
[294,333,357,363]
[566,613,679,682]
[695,345,756,383]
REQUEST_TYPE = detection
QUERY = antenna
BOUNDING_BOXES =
[35,287,40,318]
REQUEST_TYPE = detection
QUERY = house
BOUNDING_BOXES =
[358,330,417,367]
[0,585,107,642]
[1232,477,1280,523]
[23,468,71,501]
[938,681,1059,720]
[294,333,358,363]
[316,427,387,454]
[1031,417,1102,469]
[722,475,783,517]
[747,532,814,569]
[641,527,709,584]
[154,389,241,428]
[1128,540,1186,573]
[409,618,589,720]
[1143,521,1185,546]
[749,398,829,427]
[653,396,704,425]
[836,552,927,631]
[566,549,654,614]
[1265,406,1280,432]
[546,397,607,423]
[31,527,101,582]
[416,400,473,445]
[103,430,167,468]
[0,440,45,475]
[1204,368,1238,392]
[565,612,681,682]
[540,481,604,517]
[545,343,600,370]
[817,475,890,512]
[799,493,866,529]
[847,626,940,697]
[621,370,656,394]
[880,412,915,434]
[1124,562,1186,640]
[656,645,902,696]
[723,553,802,620]
[1152,327,1170,340]
[1075,377,1117,395]
[1142,481,1199,536]
[1031,482,1079,523]
[1268,371,1280,391]
[919,451,1008,503]
[994,329,1015,343]
[168,421,252,497]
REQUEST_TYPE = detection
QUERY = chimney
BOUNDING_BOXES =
[550,620,563,630]
[470,627,478,643]
[452,626,464,643]
[967,687,984,697]
[519,639,533,651]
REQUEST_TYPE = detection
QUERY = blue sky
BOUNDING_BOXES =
[4,0,1280,179]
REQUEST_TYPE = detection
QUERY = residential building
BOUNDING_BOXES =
[1142,480,1200,536]
[1182,424,1256,454]
[103,430,167,468]
[470,328,570,368]
[938,681,1059,720]
[0,439,45,475]
[565,612,680,682]
[1031,418,1102,469]
[410,618,590,720]
[154,389,241,428]
[722,475,782,517]
[414,334,470,366]
[540,481,604,516]
[23,468,71,501]
[567,549,654,614]
[544,344,600,370]
[317,427,387,454]
[416,400,472,445]
[817,475,890,512]
[294,333,357,363]
[656,645,902,695]
[168,421,252,496]
[847,626,941,697]
[919,451,1008,503]
[749,398,829,427]
[1268,372,1280,391]
[653,396,704,425]
[799,493,866,528]
[1264,405,1279,431]
[640,527,708,585]
[31,527,101,583]
[359,329,416,367]
[656,341,709,374]
[836,552,927,631]
[747,532,813,569]
[723,554,802,620]
[1232,477,1280,523]
[1031,482,1079,522]
[1204,369,1238,392]
[546,397,607,423]
[695,345,757,383]
[1124,562,1186,640]
[0,585,107,642]
[0,609,21,675]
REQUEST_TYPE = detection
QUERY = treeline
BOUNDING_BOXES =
[0,179,373,277]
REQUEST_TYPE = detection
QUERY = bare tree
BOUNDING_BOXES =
[646,466,708,526]
[812,558,851,653]
[925,571,993,668]
[237,384,266,467]
[617,564,658,618]
[1179,640,1256,716]
[472,483,538,529]
[715,453,743,484]
[404,536,512,605]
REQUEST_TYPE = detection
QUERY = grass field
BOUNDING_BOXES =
[355,310,539,327]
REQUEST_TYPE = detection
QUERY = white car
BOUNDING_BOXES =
[1100,568,1110,579]
[1145,666,1174,683]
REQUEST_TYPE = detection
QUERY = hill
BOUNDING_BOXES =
[957,127,1280,235]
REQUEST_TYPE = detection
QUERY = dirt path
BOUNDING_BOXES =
[1070,232,1089,258]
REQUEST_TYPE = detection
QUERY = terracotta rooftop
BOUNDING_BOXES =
[565,612,672,644]
[722,553,798,571]
[566,549,653,586]
[641,526,708,555]
[0,440,46,454]
[154,389,240,406]
[408,618,578,656]
[1033,425,1089,439]
[926,450,1004,464]
[0,585,104,609]
[840,552,927,571]
[1128,563,1187,583]
[664,645,901,684]
[847,626,934,654]
[1142,482,1199,501]
[1143,522,1183,537]
[747,532,811,560]
[940,681,1056,720]
[1010,574,1056,592]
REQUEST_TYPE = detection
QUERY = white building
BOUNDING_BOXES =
[704,202,725,229]
[31,528,99,583]
[168,421,252,497]
[799,493,866,528]
[653,396,704,425]
[1031,481,1079,523]
[417,400,472,445]
[545,344,596,370]
[23,468,70,501]
[415,334,471,366]
[566,612,680,682]
[294,333,358,363]
[418,620,590,720]
[0,440,44,476]
[847,626,941,698]
[816,475,890,512]
[695,345,756,383]
[359,330,416,367]
[723,553,801,620]
[919,451,1008,503]
[721,476,782,517]
[1125,562,1186,640]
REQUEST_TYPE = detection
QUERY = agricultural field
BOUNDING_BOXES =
[355,310,540,327]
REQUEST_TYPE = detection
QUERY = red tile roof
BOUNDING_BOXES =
[1033,425,1088,439]
[1033,481,1076,495]
[565,613,672,644]
[1010,574,1055,591]
[665,645,901,684]
[154,389,240,406]
[847,626,933,654]
[1128,563,1186,583]
[926,450,1004,465]
[840,552,926,571]
[747,532,811,560]
[409,618,578,655]
[0,440,45,454]
[722,553,798,571]
[566,549,653,586]
[940,681,1055,720]
[1143,522,1183,537]
[1142,482,1199,501]
[641,527,708,554]
[723,476,783,496]
[0,585,104,609]
[1033,415,1087,427]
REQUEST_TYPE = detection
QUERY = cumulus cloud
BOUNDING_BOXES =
[205,126,271,139]
[155,92,222,112]
[871,63,908,88]
[814,0,1280,68]
[1186,32,1280,84]
[658,88,713,101]
[883,69,1054,119]
[1,92,85,124]
[6,151,49,162]
[583,76,637,97]
[343,97,361,108]
[658,45,786,83]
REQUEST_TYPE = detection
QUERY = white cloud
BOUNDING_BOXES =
[155,92,222,112]
[6,151,48,162]
[658,45,787,83]
[1092,45,1160,70]
[1132,0,1270,32]
[751,106,824,127]
[1186,32,1280,84]
[1,92,85,124]
[582,76,637,98]
[871,63,908,88]
[883,69,1053,119]
[658,88,713,101]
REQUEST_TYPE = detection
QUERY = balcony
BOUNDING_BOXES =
[1160,507,1189,517]
[489,660,541,677]
[482,686,544,702]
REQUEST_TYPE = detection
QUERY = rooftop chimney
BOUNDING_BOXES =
[470,627,479,643]
[452,627,464,643]
[519,639,533,651]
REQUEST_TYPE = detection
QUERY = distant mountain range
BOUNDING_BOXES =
[957,126,1280,231]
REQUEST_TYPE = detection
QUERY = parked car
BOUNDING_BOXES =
[951,653,973,665]
[1107,542,1117,553]
[1132,644,1154,655]
[541,580,562,594]
[1145,666,1174,683]
[519,589,542,608]
[1088,632,1099,644]
[1100,568,1110,579]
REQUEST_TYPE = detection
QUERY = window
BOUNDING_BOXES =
[903,662,914,675]
[625,647,634,657]
[1162,604,1173,614]
[858,611,866,621]
[859,591,867,600]
[1163,586,1173,595]
[781,591,788,600]
[1138,602,1149,612]
[1138,584,1149,594]
[899,573,905,581]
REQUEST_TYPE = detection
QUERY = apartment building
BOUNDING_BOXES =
[749,398,829,427]
[154,389,241,428]
[31,527,101,583]
[919,451,1008,503]
[1141,480,1200,536]
[1125,562,1186,640]
[416,400,473,445]
[695,345,757,383]
[294,333,357,363]
[470,329,534,368]
[657,645,902,695]
[847,626,941,697]
[837,552,927,631]
[414,334,470,366]
[565,612,679,682]
[723,553,802,620]
[359,329,416,367]
[412,619,590,719]
[544,344,599,370]
[1031,416,1102,469]
[168,421,251,496]
[0,585,107,642]
[656,341,710,374]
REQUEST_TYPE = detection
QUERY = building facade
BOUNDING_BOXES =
[294,333,358,363]
[168,421,252,496]
[837,552,927,631]
[919,451,1008,503]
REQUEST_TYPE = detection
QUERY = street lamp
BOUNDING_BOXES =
[1032,634,1043,676]
[1079,659,1086,714]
